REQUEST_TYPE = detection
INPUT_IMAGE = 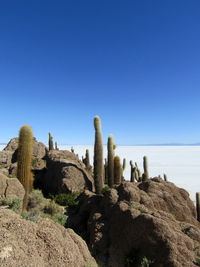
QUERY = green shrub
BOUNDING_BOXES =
[28,189,47,210]
[141,256,154,267]
[53,192,79,207]
[42,213,67,227]
[43,200,62,216]
[0,198,22,212]
[101,185,110,194]
[196,257,200,266]
[130,204,147,214]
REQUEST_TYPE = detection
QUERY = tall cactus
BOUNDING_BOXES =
[48,132,54,150]
[17,125,33,210]
[114,156,122,185]
[107,134,114,187]
[143,156,149,180]
[93,116,104,194]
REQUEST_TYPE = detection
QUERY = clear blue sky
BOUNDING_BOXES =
[1,0,200,145]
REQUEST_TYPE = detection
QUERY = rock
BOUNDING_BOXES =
[68,180,200,267]
[0,168,9,176]
[0,151,13,168]
[0,173,25,200]
[1,137,48,171]
[42,150,94,195]
[0,209,97,267]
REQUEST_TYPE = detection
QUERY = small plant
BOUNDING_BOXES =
[0,198,22,212]
[42,213,67,227]
[130,204,147,214]
[43,200,61,216]
[32,157,39,166]
[7,174,17,178]
[196,257,200,266]
[53,192,79,207]
[101,185,110,194]
[141,256,154,267]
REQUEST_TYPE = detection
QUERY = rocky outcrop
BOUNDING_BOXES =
[42,150,94,195]
[0,208,97,267]
[68,179,200,267]
[0,137,48,174]
[0,172,25,200]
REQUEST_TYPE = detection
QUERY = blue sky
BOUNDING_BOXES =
[1,0,200,145]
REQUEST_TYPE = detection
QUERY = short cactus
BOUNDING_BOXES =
[164,174,168,181]
[107,135,114,187]
[17,125,34,210]
[48,132,54,150]
[93,116,104,194]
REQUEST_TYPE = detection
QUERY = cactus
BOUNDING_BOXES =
[143,156,149,180]
[93,116,104,194]
[107,135,114,187]
[55,141,59,150]
[114,156,122,184]
[104,158,108,184]
[164,174,168,181]
[85,149,90,169]
[130,160,134,182]
[17,125,33,210]
[122,158,126,171]
[196,192,200,222]
[71,147,74,153]
[48,132,54,150]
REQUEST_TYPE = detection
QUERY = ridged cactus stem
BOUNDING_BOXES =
[55,141,58,150]
[48,132,54,150]
[104,158,108,184]
[143,156,149,180]
[196,192,200,222]
[130,160,134,182]
[17,125,33,211]
[93,116,104,194]
[107,135,114,187]
[114,156,122,185]
[85,149,90,169]
[122,158,126,171]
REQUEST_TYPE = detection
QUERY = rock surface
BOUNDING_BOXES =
[68,179,200,267]
[0,208,97,267]
[0,137,48,173]
[0,172,25,201]
[42,150,94,195]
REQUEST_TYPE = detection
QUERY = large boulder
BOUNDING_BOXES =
[68,179,200,267]
[0,172,25,201]
[0,208,97,267]
[42,150,94,195]
[1,137,48,172]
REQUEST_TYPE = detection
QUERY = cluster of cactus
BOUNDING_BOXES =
[17,125,34,210]
[83,149,92,174]
[130,161,141,182]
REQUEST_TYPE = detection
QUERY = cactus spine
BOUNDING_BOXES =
[48,132,54,150]
[107,134,114,187]
[143,156,149,180]
[93,116,104,194]
[114,156,122,184]
[196,192,200,222]
[17,125,33,210]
